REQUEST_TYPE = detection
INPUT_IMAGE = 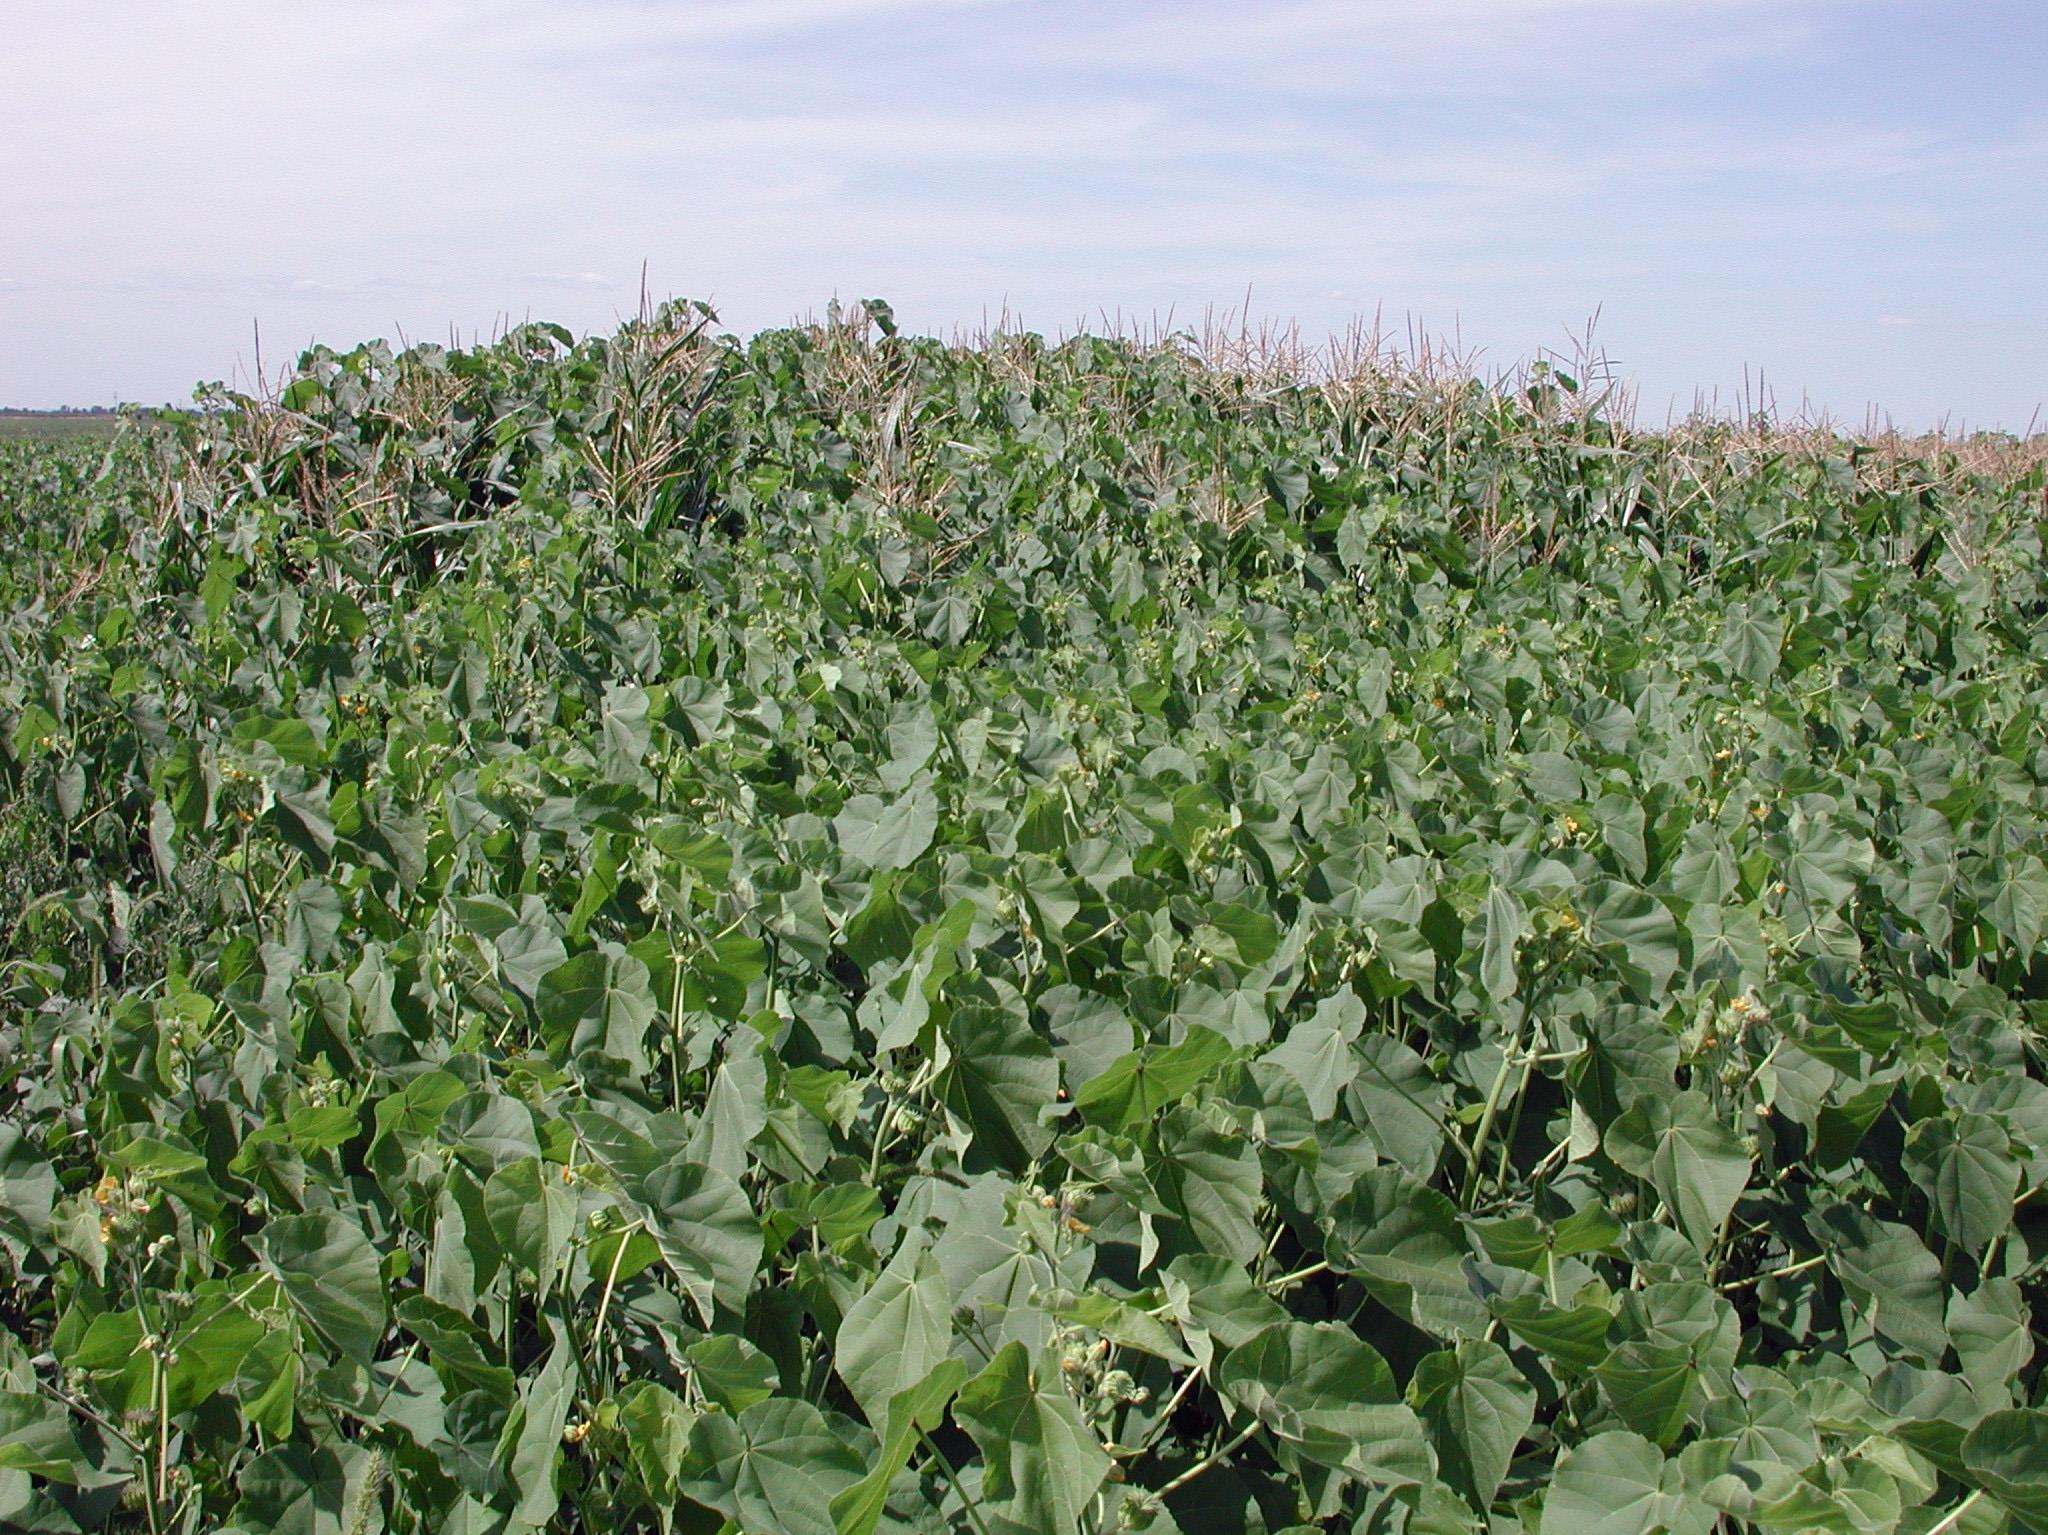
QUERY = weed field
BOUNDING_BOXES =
[3,302,2047,1534]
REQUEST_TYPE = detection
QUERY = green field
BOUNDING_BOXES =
[0,411,124,441]
[2,303,2046,1534]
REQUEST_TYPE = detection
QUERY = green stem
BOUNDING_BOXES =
[867,1121,902,1188]
[1719,1251,1825,1292]
[1157,1421,1260,1498]
[1263,1259,1329,1294]
[869,1061,933,1185]
[1492,1046,1539,1194]
[1924,1489,1984,1535]
[39,1379,145,1457]
[919,1429,996,1535]
[1464,1022,1529,1209]
[152,1349,170,1535]
[590,1219,639,1384]
[1115,1368,1204,1459]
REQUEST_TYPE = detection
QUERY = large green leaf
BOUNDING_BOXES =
[686,1335,780,1414]
[1780,817,1874,916]
[0,1391,93,1484]
[484,1156,578,1300]
[255,1211,387,1364]
[938,1003,1059,1171]
[1476,1204,1623,1272]
[1328,1166,1487,1337]
[1950,1279,2032,1404]
[683,1397,866,1535]
[0,1124,55,1261]
[1903,1111,2018,1253]
[228,1442,350,1535]
[1578,881,1682,999]
[618,1382,695,1507]
[1489,1294,1616,1374]
[1149,1105,1264,1267]
[1541,1431,1710,1535]
[954,1342,1112,1535]
[1605,1091,1750,1252]
[1161,1254,1287,1367]
[830,1361,967,1535]
[536,945,656,1073]
[1410,1339,1536,1509]
[1808,1205,1949,1363]
[165,1276,284,1416]
[502,1323,574,1528]
[1963,1409,2048,1530]
[599,680,653,774]
[1719,603,1783,684]
[495,921,568,1000]
[1216,1320,1432,1486]
[1980,856,2048,953]
[834,789,939,870]
[636,1157,762,1324]
[1479,883,1526,1002]
[1595,1339,1700,1447]
[1348,1032,1451,1177]
[1266,990,1364,1119]
[833,1242,952,1429]
[1072,1026,1232,1132]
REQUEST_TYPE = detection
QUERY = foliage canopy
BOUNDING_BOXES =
[3,301,2047,1533]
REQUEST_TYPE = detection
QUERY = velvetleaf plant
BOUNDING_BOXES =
[0,297,2046,1533]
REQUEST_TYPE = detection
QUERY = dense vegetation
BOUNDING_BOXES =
[3,300,2047,1534]
[0,410,124,443]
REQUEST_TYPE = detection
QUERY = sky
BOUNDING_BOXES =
[2,0,2042,431]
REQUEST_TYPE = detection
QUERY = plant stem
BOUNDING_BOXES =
[1464,1025,1528,1209]
[1924,1489,1984,1535]
[919,1429,996,1535]
[1263,1258,1329,1293]
[1116,1368,1204,1459]
[591,1219,638,1370]
[1493,1046,1539,1192]
[154,1349,170,1533]
[1156,1421,1260,1498]
[39,1380,145,1456]
[1718,1251,1826,1292]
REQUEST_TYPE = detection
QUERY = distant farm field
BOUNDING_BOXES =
[2,304,2046,1535]
[0,411,122,440]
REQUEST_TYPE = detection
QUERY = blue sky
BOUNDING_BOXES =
[2,0,2041,430]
